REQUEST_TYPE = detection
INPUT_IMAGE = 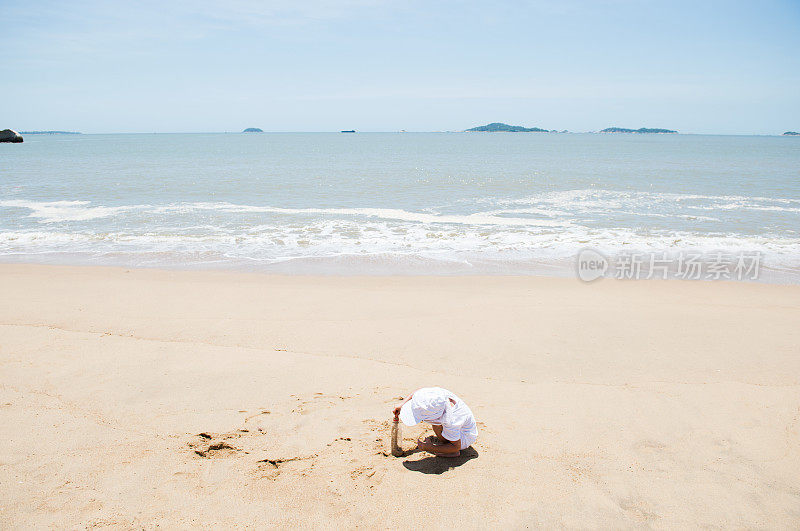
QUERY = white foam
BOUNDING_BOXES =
[0,199,136,223]
[155,202,572,227]
[489,189,800,214]
[4,193,797,227]
[1,224,799,262]
[2,193,799,277]
[0,199,572,227]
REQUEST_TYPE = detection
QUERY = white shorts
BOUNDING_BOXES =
[459,429,478,450]
[428,420,477,449]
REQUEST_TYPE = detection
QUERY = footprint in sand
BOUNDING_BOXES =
[291,393,356,415]
[632,440,668,453]
[189,434,240,458]
[618,498,660,522]
[349,465,386,488]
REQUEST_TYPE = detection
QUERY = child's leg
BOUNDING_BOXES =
[432,424,447,443]
[428,425,460,457]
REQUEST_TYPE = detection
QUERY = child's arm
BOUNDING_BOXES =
[392,388,421,418]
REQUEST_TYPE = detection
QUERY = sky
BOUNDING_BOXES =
[1,0,799,134]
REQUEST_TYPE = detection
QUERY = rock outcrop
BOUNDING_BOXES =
[0,129,23,143]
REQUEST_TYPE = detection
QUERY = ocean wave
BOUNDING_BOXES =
[4,194,795,228]
[2,225,799,262]
[482,206,721,222]
[693,203,800,213]
[487,189,800,214]
[2,193,799,275]
[154,202,574,227]
[4,191,799,228]
[0,199,137,222]
[2,199,572,227]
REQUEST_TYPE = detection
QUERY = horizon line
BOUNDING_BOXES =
[12,130,799,137]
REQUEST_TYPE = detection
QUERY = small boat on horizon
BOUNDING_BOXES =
[340,130,356,133]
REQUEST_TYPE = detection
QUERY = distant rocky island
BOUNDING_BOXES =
[465,122,680,134]
[784,131,799,136]
[600,127,677,134]
[242,128,263,133]
[466,122,549,132]
[19,130,81,135]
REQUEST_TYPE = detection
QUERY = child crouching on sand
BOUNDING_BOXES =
[392,387,478,457]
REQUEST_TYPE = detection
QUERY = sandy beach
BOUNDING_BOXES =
[0,263,798,528]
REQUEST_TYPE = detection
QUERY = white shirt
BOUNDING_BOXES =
[424,387,478,449]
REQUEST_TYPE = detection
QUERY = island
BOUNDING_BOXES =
[466,122,549,132]
[242,128,263,133]
[600,127,677,134]
[783,131,799,136]
[19,130,81,135]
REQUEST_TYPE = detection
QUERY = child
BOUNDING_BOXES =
[393,387,478,457]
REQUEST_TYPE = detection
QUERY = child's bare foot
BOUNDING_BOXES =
[431,449,460,458]
[416,436,461,457]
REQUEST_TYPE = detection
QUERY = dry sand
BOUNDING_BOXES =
[0,263,799,528]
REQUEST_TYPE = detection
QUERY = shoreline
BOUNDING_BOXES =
[1,257,798,285]
[1,263,798,527]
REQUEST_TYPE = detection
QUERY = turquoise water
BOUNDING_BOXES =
[1,132,799,279]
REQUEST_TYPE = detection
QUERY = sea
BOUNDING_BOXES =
[1,132,799,281]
